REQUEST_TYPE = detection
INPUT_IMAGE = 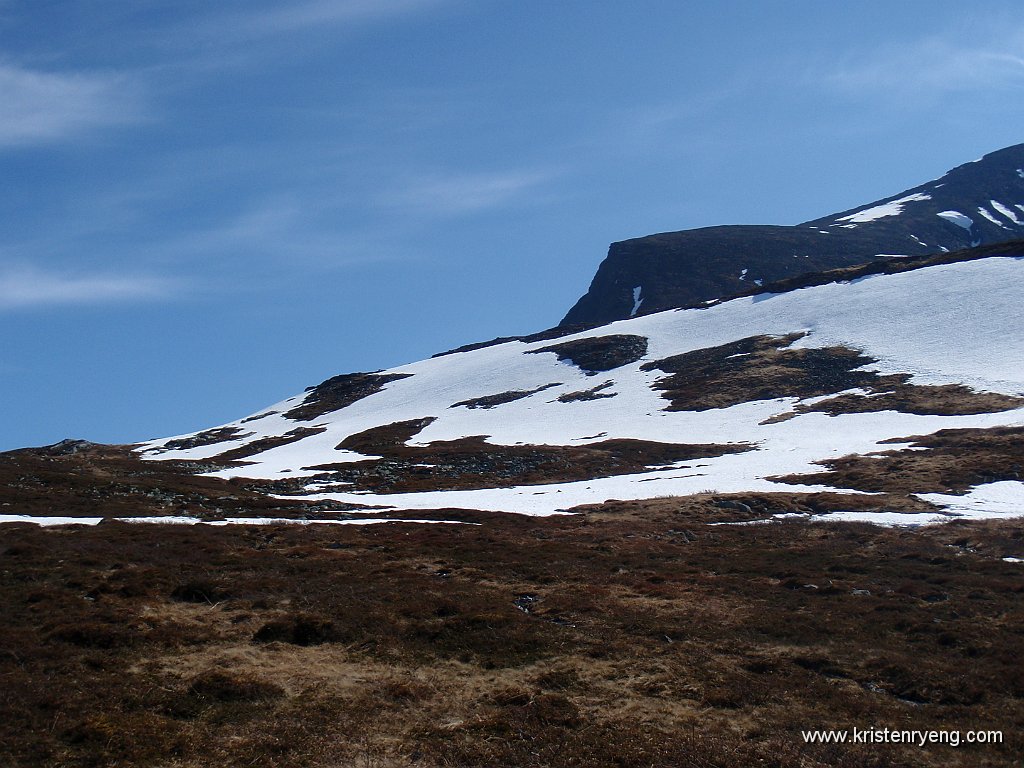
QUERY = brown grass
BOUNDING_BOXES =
[0,444,371,520]
[641,333,1023,416]
[641,334,875,411]
[2,493,1023,766]
[771,426,1024,495]
[2,440,1024,766]
[794,378,1022,418]
[284,418,752,493]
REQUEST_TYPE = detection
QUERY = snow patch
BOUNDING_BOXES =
[629,286,643,317]
[0,515,104,527]
[0,515,473,528]
[989,200,1022,225]
[936,210,973,230]
[977,206,1008,228]
[917,481,1024,521]
[836,193,931,224]
[803,510,947,527]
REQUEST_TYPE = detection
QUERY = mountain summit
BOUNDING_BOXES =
[561,144,1024,326]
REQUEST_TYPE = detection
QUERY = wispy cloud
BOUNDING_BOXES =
[233,0,447,38]
[109,194,410,275]
[142,194,345,261]
[0,266,176,310]
[0,64,144,147]
[816,31,1024,97]
[384,168,558,216]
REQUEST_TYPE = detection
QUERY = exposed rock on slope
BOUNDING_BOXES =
[562,144,1024,326]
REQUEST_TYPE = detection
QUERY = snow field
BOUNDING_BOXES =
[139,257,1024,521]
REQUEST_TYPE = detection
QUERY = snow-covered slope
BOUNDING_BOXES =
[139,254,1024,524]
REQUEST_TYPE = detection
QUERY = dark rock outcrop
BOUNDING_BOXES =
[528,334,649,374]
[562,144,1024,326]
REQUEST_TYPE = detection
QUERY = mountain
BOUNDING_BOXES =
[5,150,1024,768]
[130,242,1024,526]
[6,148,1023,529]
[561,144,1024,326]
[7,244,1024,766]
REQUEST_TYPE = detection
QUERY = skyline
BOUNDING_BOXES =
[4,1,1024,449]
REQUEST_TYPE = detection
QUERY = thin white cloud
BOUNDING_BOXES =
[116,195,401,273]
[385,169,557,216]
[818,32,1024,96]
[239,0,447,37]
[0,64,143,147]
[154,198,344,263]
[601,89,740,161]
[0,267,176,310]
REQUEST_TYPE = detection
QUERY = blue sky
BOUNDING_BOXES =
[3,0,1024,450]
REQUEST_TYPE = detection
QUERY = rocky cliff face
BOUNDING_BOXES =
[561,144,1024,326]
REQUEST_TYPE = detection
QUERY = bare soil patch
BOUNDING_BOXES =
[528,334,649,374]
[558,380,617,403]
[450,382,561,410]
[150,427,253,454]
[211,427,327,463]
[284,372,412,422]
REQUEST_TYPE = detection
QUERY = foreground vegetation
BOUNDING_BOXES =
[2,493,1022,767]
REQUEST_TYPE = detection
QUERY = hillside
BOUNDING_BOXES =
[123,246,1024,527]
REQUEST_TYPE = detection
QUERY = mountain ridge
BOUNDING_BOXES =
[434,238,1024,359]
[561,144,1024,326]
